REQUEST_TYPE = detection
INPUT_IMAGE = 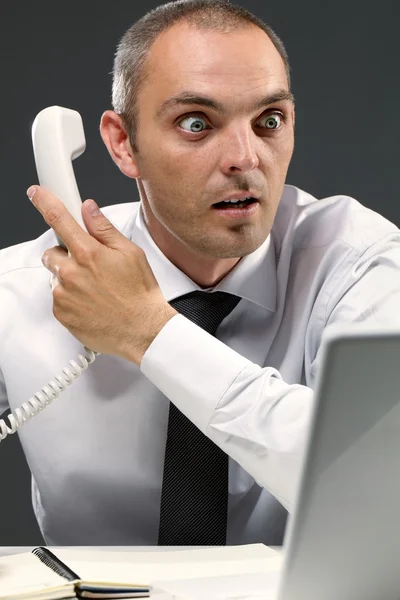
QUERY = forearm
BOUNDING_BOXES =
[140,314,314,511]
[122,301,178,365]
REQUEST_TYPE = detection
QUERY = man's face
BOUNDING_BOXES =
[132,23,295,259]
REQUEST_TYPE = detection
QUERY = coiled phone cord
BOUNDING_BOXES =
[0,346,100,443]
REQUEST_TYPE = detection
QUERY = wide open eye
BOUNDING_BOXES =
[257,113,282,130]
[179,116,209,133]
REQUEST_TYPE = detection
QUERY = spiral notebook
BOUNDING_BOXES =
[0,544,280,600]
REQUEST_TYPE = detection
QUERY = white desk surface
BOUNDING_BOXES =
[0,545,282,557]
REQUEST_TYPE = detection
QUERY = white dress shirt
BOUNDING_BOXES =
[0,184,399,546]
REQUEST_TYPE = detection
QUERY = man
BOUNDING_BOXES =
[1,0,399,546]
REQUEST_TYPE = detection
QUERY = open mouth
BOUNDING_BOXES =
[212,197,258,209]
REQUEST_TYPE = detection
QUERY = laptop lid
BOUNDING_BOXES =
[278,323,400,600]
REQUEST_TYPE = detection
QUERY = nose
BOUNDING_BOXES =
[218,124,260,174]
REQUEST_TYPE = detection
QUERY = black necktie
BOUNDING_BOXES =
[158,290,241,545]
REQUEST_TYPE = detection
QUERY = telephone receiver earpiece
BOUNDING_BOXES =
[31,106,87,248]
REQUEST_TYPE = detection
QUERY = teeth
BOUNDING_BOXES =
[223,197,251,203]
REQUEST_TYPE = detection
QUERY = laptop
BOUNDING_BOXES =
[277,322,400,600]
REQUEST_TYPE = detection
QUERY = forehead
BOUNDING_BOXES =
[141,23,288,108]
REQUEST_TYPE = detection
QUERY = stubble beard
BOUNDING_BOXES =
[173,218,271,259]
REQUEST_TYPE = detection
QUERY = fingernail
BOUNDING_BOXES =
[27,186,37,201]
[86,199,101,216]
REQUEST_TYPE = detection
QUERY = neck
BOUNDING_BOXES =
[139,204,240,288]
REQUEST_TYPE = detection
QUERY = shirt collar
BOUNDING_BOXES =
[129,204,276,312]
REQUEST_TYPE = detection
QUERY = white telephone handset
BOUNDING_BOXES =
[32,105,88,246]
[0,106,99,443]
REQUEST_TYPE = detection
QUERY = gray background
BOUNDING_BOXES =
[0,0,398,545]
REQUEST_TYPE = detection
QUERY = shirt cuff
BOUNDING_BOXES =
[140,314,252,433]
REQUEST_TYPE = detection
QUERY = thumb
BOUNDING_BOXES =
[82,199,126,250]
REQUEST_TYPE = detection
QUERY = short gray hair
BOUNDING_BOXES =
[112,0,291,146]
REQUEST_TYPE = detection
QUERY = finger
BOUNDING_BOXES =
[27,185,95,256]
[49,272,61,291]
[82,199,128,251]
[42,246,69,275]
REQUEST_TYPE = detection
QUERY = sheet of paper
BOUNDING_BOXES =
[0,552,75,600]
[151,569,283,600]
[54,545,281,587]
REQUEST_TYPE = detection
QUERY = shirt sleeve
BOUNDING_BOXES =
[140,233,400,512]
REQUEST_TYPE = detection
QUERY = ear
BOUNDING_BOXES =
[100,110,140,179]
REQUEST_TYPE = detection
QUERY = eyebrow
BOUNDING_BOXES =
[157,89,295,117]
